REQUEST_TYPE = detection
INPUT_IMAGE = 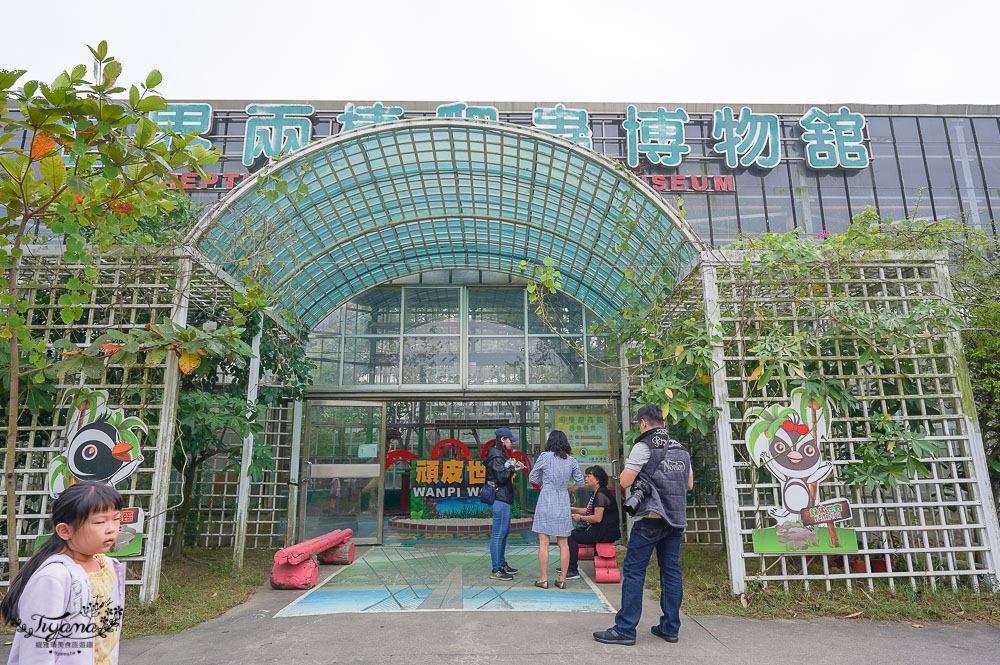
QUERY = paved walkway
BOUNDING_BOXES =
[118,584,1000,665]
[130,542,1000,665]
[4,544,999,664]
[275,546,612,615]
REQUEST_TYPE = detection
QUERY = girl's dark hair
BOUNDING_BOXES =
[585,465,609,487]
[546,430,572,459]
[1,481,122,626]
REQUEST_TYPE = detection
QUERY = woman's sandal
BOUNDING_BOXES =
[534,580,549,589]
[555,579,567,589]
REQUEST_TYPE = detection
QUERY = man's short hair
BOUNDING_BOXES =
[636,403,665,428]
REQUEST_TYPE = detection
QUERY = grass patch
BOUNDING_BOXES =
[122,548,273,640]
[640,545,1000,624]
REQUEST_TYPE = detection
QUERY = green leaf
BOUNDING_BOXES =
[110,350,138,368]
[135,95,167,113]
[39,155,66,190]
[145,69,163,88]
[26,384,54,414]
[0,69,26,91]
[102,60,122,86]
[146,348,167,367]
[134,116,156,147]
[65,174,94,196]
[81,355,105,380]
[51,72,71,92]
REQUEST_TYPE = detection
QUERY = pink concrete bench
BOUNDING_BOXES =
[270,528,354,590]
[593,542,620,583]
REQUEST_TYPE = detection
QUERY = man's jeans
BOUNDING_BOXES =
[489,499,512,572]
[614,518,683,640]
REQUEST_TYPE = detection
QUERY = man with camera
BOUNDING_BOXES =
[593,404,693,646]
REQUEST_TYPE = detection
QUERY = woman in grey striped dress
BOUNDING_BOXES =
[529,430,584,589]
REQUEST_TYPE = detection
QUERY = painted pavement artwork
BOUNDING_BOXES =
[274,546,614,616]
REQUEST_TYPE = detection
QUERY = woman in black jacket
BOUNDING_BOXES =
[485,427,525,581]
[563,465,619,579]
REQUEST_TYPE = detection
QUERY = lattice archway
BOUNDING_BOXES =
[187,118,704,330]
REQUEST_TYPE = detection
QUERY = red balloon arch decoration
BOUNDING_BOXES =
[481,439,537,489]
[386,437,536,488]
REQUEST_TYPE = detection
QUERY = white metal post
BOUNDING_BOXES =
[619,344,631,453]
[140,258,192,604]
[619,344,633,542]
[701,259,748,594]
[965,421,1000,586]
[285,399,303,546]
[233,316,263,569]
[935,260,1000,584]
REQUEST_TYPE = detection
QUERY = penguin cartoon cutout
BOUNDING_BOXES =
[47,388,147,498]
[744,388,834,525]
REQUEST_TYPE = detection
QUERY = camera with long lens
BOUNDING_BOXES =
[622,477,653,516]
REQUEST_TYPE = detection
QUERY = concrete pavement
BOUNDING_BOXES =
[122,572,1000,665]
[4,552,998,665]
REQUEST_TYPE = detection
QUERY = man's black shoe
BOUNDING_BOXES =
[650,626,679,643]
[593,628,635,646]
[501,564,518,574]
[489,569,514,581]
[563,570,581,580]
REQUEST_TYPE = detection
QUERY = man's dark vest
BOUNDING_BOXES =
[633,428,690,529]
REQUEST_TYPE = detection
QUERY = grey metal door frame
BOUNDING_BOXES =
[300,399,386,545]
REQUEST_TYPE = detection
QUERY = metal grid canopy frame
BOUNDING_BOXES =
[187,118,703,329]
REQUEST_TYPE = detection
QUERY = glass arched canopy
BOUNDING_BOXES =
[188,118,703,331]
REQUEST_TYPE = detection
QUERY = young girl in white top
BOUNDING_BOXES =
[2,481,126,665]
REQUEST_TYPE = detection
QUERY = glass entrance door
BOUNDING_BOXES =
[301,401,385,545]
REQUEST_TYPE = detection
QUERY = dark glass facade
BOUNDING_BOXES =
[178,104,1000,244]
[15,102,1000,243]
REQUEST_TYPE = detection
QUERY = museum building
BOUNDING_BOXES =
[8,99,1000,599]
[138,99,1000,545]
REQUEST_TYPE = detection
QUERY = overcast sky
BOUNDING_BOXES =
[2,0,997,105]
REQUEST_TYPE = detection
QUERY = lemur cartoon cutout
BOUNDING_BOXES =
[47,388,147,498]
[745,388,833,525]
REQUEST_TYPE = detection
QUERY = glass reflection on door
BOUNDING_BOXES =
[302,402,384,544]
